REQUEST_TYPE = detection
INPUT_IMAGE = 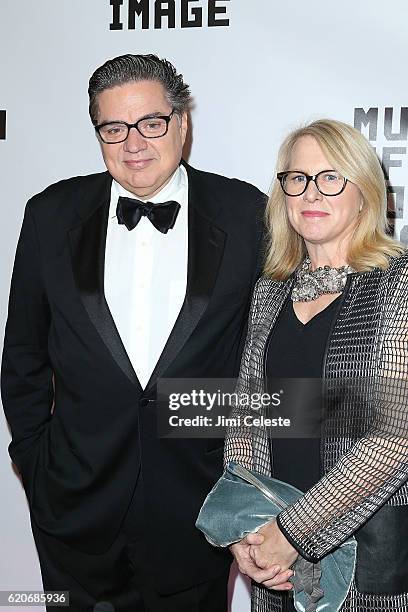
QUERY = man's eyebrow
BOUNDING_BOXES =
[138,111,168,120]
[101,111,168,124]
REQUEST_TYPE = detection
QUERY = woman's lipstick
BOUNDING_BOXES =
[301,210,329,217]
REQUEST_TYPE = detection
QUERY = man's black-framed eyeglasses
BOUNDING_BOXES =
[277,170,348,197]
[95,109,176,144]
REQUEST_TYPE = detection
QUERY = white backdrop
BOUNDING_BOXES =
[1,1,408,610]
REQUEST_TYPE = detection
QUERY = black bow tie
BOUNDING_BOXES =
[116,196,181,234]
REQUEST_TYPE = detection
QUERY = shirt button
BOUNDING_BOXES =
[139,398,154,408]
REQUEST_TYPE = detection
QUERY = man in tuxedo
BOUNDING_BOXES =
[1,54,265,611]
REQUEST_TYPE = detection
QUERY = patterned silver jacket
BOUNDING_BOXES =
[225,252,408,612]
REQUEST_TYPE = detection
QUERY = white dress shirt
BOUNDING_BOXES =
[104,165,188,388]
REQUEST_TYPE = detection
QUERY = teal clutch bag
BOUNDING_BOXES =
[196,462,357,612]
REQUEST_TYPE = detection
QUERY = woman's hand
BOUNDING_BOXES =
[245,520,298,588]
[230,529,295,590]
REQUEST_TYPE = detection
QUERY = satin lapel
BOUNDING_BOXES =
[69,200,140,389]
[145,203,226,391]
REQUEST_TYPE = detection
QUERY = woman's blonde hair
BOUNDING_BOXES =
[264,119,403,280]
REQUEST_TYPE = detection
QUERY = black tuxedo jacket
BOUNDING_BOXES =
[1,161,265,592]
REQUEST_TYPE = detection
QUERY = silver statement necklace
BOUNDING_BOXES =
[291,257,355,302]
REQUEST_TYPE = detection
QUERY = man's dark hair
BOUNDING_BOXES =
[88,54,191,125]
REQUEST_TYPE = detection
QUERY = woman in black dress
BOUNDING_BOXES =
[225,119,408,612]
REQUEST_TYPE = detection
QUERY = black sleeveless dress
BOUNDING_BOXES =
[265,296,340,610]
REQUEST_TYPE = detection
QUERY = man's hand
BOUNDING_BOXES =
[245,520,298,588]
[230,534,294,591]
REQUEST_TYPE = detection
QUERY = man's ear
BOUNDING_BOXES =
[180,112,188,146]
